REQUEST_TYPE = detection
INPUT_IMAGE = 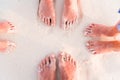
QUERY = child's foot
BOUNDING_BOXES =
[0,21,15,34]
[86,40,120,54]
[58,52,77,80]
[62,0,79,30]
[0,40,16,53]
[38,0,56,26]
[84,23,119,37]
[38,54,56,80]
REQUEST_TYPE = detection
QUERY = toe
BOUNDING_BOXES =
[51,17,55,26]
[40,15,44,22]
[69,55,76,66]
[47,18,49,26]
[73,60,76,66]
[58,52,66,62]
[66,21,70,30]
[43,17,45,23]
[45,56,50,65]
[86,41,94,49]
[92,50,97,54]
[7,41,16,52]
[41,59,46,67]
[45,18,48,25]
[66,54,71,61]
[50,54,56,64]
[49,55,56,66]
[48,18,51,26]
[65,21,68,29]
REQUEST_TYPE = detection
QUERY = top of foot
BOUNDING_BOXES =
[38,0,56,26]
[58,52,77,80]
[38,54,56,80]
[0,21,15,34]
[62,0,79,30]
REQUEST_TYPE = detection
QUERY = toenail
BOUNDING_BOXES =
[92,51,96,54]
[90,49,94,51]
[38,67,43,72]
[86,43,89,46]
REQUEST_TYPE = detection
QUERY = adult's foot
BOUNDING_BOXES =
[84,21,120,37]
[0,21,15,34]
[58,52,77,80]
[62,0,80,30]
[38,0,56,26]
[38,54,56,80]
[86,40,120,54]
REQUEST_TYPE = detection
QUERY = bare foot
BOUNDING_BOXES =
[62,0,79,30]
[38,0,56,26]
[0,40,16,53]
[38,54,56,80]
[58,52,77,80]
[0,21,15,34]
[84,23,119,37]
[86,40,120,54]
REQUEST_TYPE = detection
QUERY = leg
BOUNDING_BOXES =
[86,40,120,54]
[0,40,16,53]
[58,52,77,80]
[38,54,56,80]
[0,21,15,34]
[38,0,56,26]
[61,0,81,30]
[84,21,120,37]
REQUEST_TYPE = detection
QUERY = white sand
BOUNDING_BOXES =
[0,0,120,80]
